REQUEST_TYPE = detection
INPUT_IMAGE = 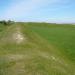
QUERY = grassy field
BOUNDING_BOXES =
[0,22,75,75]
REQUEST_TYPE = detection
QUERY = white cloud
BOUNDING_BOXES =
[2,0,69,21]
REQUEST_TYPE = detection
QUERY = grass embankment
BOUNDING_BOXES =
[0,22,75,75]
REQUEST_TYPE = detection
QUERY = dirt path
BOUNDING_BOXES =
[12,26,25,44]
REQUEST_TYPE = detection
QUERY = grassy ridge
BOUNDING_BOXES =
[0,23,75,75]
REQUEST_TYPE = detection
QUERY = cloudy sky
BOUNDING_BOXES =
[0,0,75,23]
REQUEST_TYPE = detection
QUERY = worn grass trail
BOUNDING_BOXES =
[0,23,75,75]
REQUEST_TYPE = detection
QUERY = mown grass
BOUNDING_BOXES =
[0,22,75,75]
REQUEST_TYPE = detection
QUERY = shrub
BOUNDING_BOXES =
[0,20,14,26]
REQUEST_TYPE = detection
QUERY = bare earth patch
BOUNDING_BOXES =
[12,27,27,44]
[13,32,24,44]
[4,54,33,61]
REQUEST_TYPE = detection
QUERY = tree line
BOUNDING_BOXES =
[0,20,14,25]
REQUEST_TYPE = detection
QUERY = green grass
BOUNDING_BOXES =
[0,22,75,75]
[27,23,75,62]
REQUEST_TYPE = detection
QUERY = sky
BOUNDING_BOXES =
[0,0,75,23]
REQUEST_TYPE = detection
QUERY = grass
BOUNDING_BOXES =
[28,23,75,62]
[0,22,75,75]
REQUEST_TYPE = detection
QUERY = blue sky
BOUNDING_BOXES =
[0,0,75,23]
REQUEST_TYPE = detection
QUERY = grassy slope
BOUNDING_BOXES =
[0,23,75,75]
[28,23,75,62]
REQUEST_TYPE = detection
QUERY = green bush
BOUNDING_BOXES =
[0,20,14,26]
